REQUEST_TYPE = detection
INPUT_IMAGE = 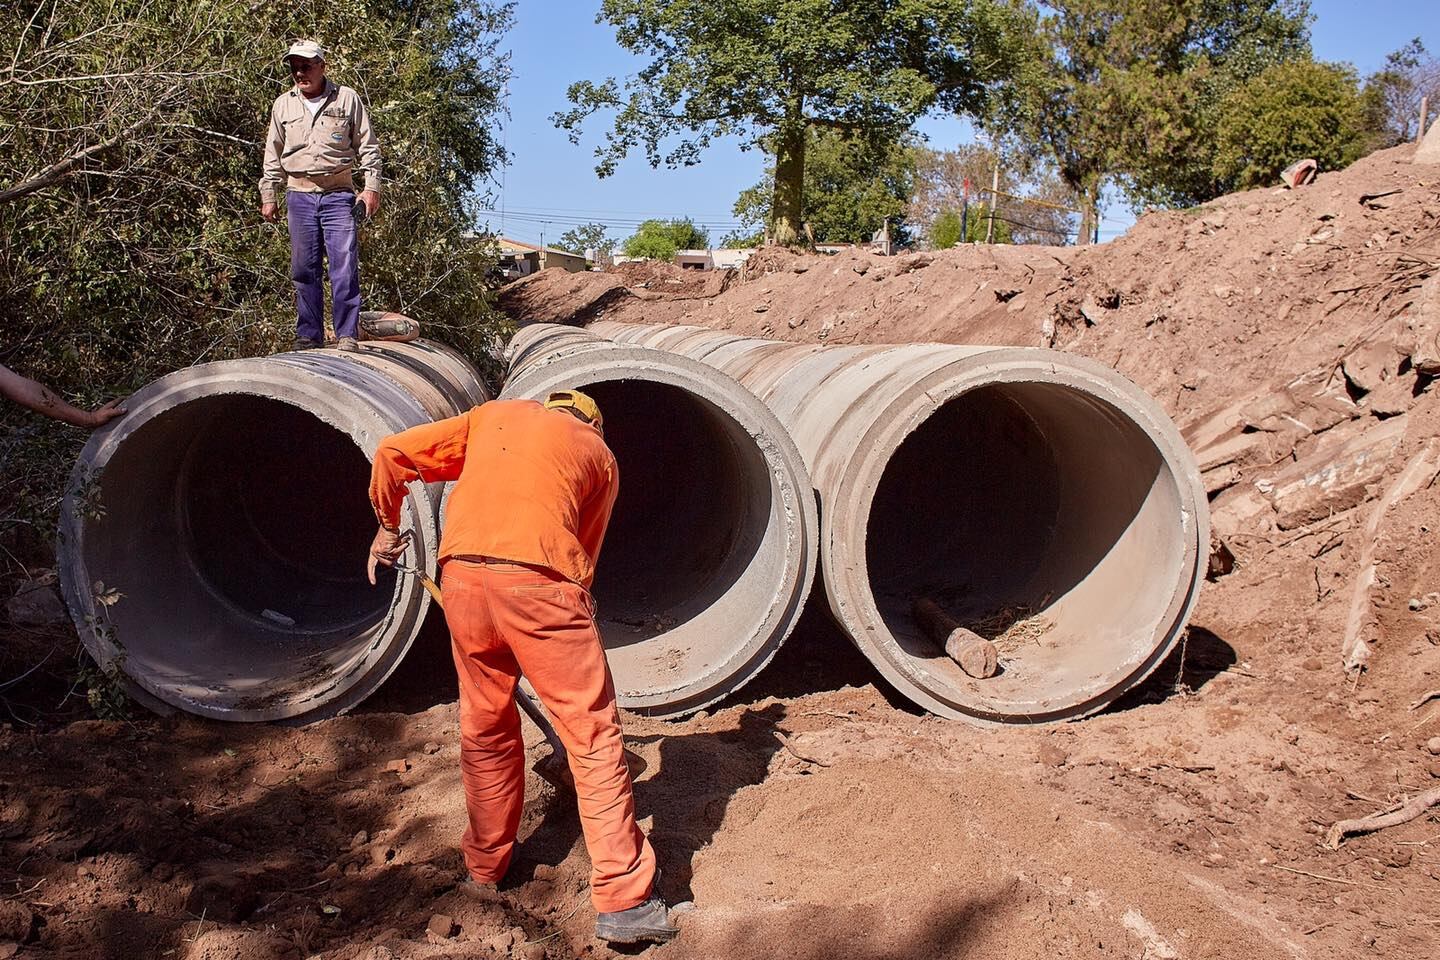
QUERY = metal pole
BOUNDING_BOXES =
[985,158,999,244]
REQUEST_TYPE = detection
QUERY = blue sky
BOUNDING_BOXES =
[486,1,1438,248]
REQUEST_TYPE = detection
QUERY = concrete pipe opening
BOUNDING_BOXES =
[59,350,470,722]
[502,326,816,716]
[848,370,1204,723]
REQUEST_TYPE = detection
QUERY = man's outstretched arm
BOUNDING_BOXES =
[0,363,125,428]
[366,412,470,584]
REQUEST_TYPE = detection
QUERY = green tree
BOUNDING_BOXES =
[1212,59,1373,190]
[554,0,1028,247]
[931,209,963,249]
[1,0,513,541]
[555,222,615,257]
[1010,0,1311,241]
[731,129,916,245]
[621,218,709,260]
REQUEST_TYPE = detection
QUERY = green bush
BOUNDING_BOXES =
[0,0,514,557]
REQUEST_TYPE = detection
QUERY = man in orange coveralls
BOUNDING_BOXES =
[365,391,678,946]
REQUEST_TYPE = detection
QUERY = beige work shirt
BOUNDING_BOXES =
[259,80,382,204]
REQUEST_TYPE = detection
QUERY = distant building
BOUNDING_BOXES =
[675,249,713,270]
[496,238,590,277]
[711,248,753,270]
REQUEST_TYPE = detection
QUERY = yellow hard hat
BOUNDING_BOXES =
[544,389,602,428]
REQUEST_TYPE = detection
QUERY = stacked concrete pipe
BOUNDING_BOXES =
[57,341,488,722]
[503,323,817,717]
[593,322,1209,725]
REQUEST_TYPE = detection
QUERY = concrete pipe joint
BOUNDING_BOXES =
[503,324,818,717]
[57,341,490,722]
[593,322,1210,725]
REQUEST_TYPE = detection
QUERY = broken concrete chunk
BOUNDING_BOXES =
[1400,274,1440,374]
[1201,462,1241,496]
[1364,377,1415,419]
[1256,415,1406,529]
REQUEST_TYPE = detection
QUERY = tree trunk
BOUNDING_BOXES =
[1076,174,1102,246]
[770,115,806,248]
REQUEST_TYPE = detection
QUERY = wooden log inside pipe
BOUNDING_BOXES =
[911,597,999,679]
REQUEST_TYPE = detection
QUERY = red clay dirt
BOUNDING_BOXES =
[3,142,1439,959]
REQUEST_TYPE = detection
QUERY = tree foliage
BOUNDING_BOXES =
[1009,0,1312,240]
[910,143,1075,245]
[931,209,964,249]
[621,218,709,260]
[0,0,513,541]
[555,0,1029,246]
[732,129,916,245]
[554,222,615,257]
[1211,59,1374,190]
[1364,38,1440,145]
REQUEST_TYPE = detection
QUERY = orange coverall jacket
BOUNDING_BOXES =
[368,398,618,586]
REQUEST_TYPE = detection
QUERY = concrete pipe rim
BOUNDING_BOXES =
[57,357,441,723]
[502,341,818,717]
[825,349,1208,726]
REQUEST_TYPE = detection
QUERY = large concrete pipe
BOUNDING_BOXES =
[593,322,1208,725]
[57,341,489,722]
[503,324,817,717]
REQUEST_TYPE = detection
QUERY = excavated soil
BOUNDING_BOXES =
[4,142,1440,959]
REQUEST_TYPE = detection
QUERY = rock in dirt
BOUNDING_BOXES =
[1425,737,1440,756]
[0,943,17,959]
[6,571,65,626]
[184,869,259,922]
[1037,742,1069,768]
[384,758,411,774]
[0,901,33,941]
[422,741,441,755]
[426,913,456,941]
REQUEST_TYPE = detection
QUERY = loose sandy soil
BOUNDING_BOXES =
[4,143,1440,959]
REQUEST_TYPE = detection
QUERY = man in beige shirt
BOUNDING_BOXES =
[259,40,381,352]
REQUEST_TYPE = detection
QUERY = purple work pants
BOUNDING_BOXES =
[286,189,361,342]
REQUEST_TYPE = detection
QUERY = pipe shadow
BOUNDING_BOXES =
[723,593,925,717]
[1104,625,1237,714]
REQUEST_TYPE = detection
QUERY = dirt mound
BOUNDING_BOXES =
[3,145,1439,960]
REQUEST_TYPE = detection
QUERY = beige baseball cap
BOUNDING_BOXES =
[283,39,325,63]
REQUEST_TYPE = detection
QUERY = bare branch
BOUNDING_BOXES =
[0,119,147,204]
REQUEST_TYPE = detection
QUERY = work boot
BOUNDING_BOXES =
[290,336,322,352]
[595,894,679,945]
[336,336,360,352]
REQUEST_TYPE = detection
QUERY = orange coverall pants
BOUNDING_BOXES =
[441,557,656,913]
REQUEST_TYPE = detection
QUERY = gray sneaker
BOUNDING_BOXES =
[595,894,678,945]
[336,336,360,352]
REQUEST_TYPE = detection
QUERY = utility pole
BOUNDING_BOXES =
[1420,96,1431,143]
[960,177,970,244]
[985,155,999,244]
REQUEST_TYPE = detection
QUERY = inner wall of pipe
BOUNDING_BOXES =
[578,380,772,701]
[82,395,391,711]
[866,382,1184,713]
